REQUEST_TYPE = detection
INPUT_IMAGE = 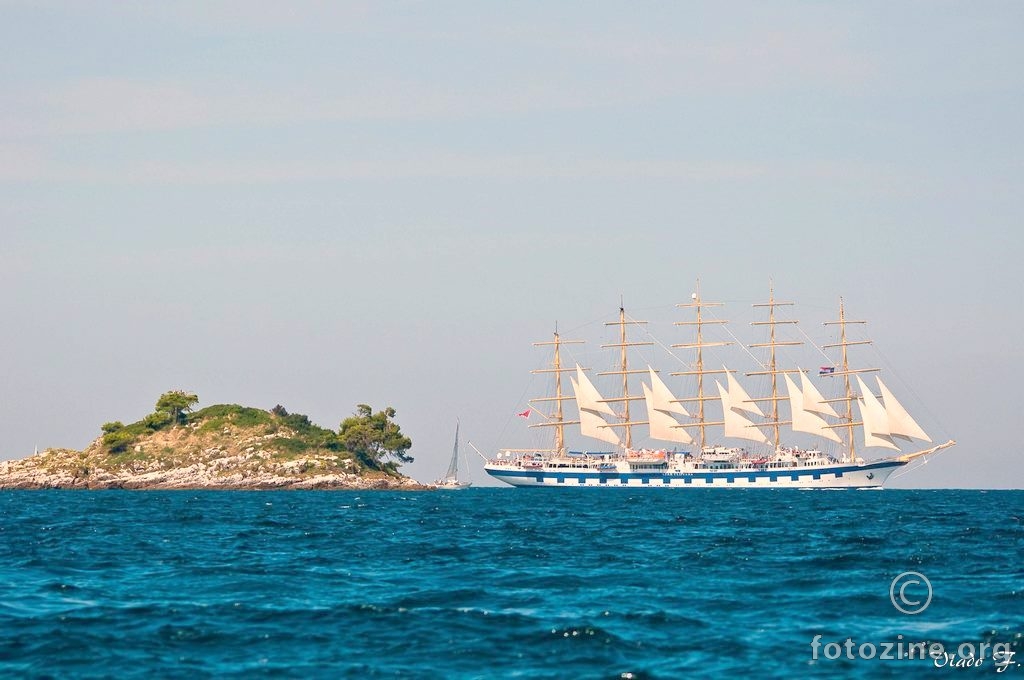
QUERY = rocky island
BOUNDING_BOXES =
[0,391,426,490]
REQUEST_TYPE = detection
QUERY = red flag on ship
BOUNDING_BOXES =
[517,408,531,418]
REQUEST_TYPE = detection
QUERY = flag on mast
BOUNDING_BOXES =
[517,408,531,418]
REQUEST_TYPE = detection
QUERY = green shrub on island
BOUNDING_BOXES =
[102,428,136,454]
[193,404,275,431]
[142,411,173,430]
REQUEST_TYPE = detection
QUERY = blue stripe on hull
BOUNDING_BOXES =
[484,460,905,488]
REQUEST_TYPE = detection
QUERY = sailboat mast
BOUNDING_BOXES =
[696,293,706,449]
[553,330,565,454]
[673,280,731,451]
[619,307,631,448]
[840,301,853,459]
[530,327,584,455]
[768,291,779,446]
[445,420,460,480]
[599,302,651,450]
[823,298,877,462]
[748,285,800,449]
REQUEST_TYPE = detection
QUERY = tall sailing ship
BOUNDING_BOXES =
[484,288,955,489]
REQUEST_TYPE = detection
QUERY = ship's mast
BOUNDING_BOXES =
[599,303,651,449]
[672,280,732,450]
[529,326,584,454]
[747,285,801,449]
[822,298,877,462]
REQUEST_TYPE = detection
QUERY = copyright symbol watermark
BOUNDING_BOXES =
[890,571,932,615]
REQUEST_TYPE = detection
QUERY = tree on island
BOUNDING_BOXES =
[155,390,199,425]
[339,404,413,471]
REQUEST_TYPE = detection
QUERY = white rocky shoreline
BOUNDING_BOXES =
[0,436,429,491]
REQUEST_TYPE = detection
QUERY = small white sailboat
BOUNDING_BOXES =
[434,420,471,489]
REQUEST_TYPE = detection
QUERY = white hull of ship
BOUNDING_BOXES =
[484,459,905,489]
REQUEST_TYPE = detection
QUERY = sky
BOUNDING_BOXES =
[1,1,1021,488]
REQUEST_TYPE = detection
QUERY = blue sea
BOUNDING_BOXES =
[1,489,1022,678]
